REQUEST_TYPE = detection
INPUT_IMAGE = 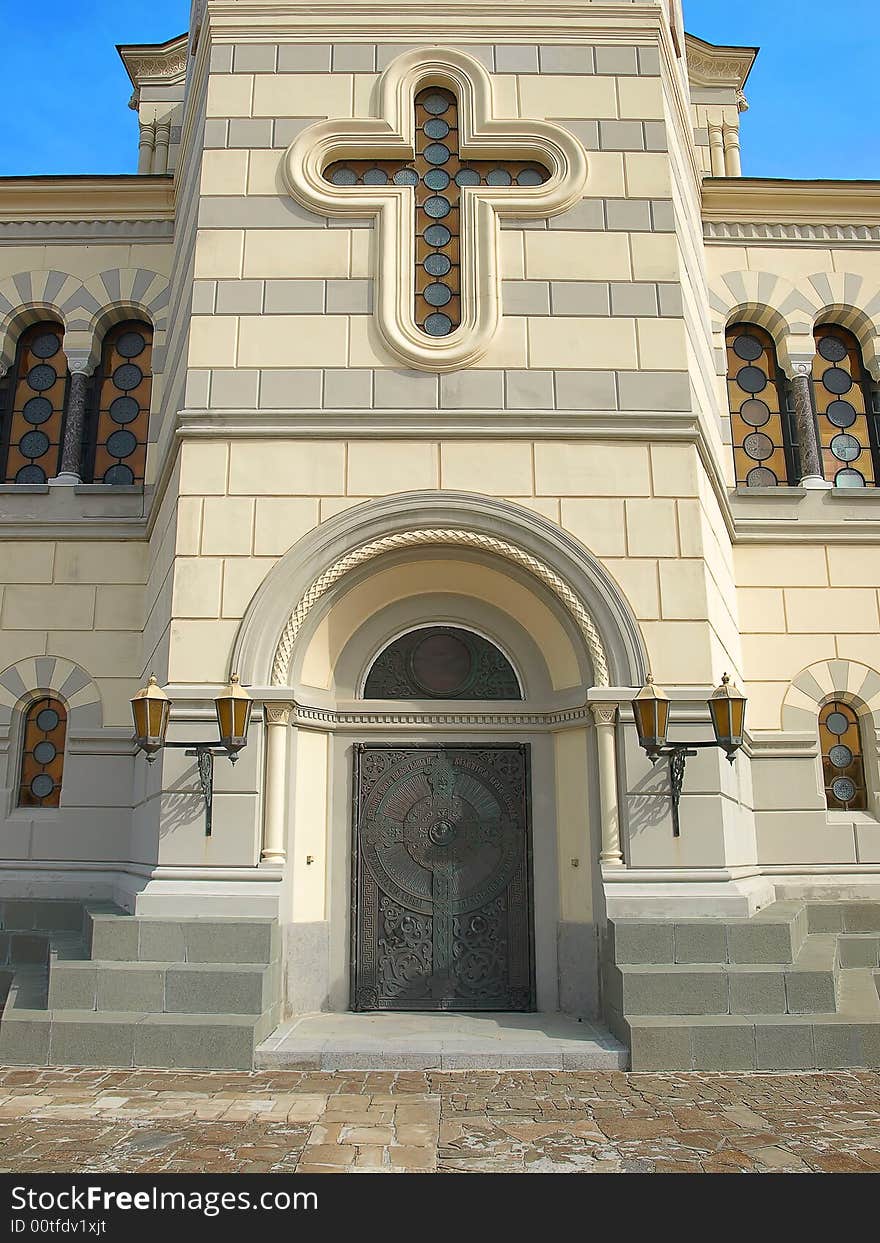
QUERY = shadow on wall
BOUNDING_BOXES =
[626,764,672,839]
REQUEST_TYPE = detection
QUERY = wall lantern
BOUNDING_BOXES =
[130,673,253,836]
[632,672,747,837]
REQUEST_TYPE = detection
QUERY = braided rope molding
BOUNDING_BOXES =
[270,528,609,688]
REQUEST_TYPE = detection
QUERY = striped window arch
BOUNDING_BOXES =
[725,322,795,487]
[819,700,868,811]
[83,319,152,485]
[0,322,68,483]
[812,325,880,489]
[18,696,67,809]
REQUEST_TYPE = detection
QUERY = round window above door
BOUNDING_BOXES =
[363,626,522,700]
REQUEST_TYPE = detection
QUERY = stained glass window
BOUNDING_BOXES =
[0,323,68,483]
[819,700,868,811]
[84,321,152,485]
[726,323,794,487]
[324,86,549,338]
[364,627,522,700]
[18,696,67,809]
[812,326,879,489]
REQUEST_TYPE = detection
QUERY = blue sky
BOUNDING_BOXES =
[0,1,876,180]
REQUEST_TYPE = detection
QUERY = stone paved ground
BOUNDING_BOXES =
[0,1067,877,1173]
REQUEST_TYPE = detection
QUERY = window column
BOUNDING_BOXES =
[52,350,93,485]
[787,356,830,490]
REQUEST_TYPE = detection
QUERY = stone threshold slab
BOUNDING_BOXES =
[256,1011,628,1070]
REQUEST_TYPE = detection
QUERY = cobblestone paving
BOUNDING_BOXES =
[0,1068,877,1173]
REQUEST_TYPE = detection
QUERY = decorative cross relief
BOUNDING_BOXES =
[283,48,587,372]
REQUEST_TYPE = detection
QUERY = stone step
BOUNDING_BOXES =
[808,902,880,934]
[627,1013,880,1072]
[838,934,880,968]
[47,960,276,1016]
[0,899,88,934]
[0,1005,281,1071]
[608,901,808,966]
[608,955,839,1017]
[86,910,280,965]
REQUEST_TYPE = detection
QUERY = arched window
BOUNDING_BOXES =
[812,325,879,488]
[0,322,68,483]
[819,700,868,811]
[726,323,794,487]
[18,696,67,809]
[83,320,152,485]
[363,626,522,699]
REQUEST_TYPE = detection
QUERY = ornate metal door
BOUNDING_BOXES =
[352,745,534,1011]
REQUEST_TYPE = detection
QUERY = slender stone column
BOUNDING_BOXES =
[51,353,93,485]
[722,121,742,176]
[708,123,725,176]
[262,703,293,864]
[138,120,155,174]
[153,121,170,175]
[591,703,623,867]
[789,359,830,489]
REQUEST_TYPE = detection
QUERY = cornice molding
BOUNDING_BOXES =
[0,177,175,225]
[684,32,757,92]
[702,177,880,228]
[0,220,174,243]
[704,220,880,245]
[118,33,189,105]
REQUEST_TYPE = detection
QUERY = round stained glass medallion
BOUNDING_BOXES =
[455,169,479,187]
[330,167,357,186]
[109,396,139,425]
[424,313,453,337]
[818,335,848,363]
[736,366,767,394]
[393,168,419,186]
[746,466,777,487]
[104,464,135,485]
[424,283,452,307]
[733,333,763,361]
[31,332,60,359]
[829,744,853,769]
[22,397,52,425]
[106,429,137,459]
[827,400,856,428]
[835,468,865,488]
[424,168,450,191]
[743,431,773,461]
[517,167,544,186]
[410,631,472,696]
[116,331,146,359]
[424,195,451,219]
[823,367,853,395]
[27,364,56,392]
[424,253,451,277]
[363,168,388,185]
[19,430,49,460]
[423,92,451,115]
[487,168,512,186]
[741,398,770,427]
[831,776,857,804]
[825,711,850,736]
[831,433,861,462]
[112,364,143,392]
[33,740,56,765]
[424,118,449,139]
[29,774,54,800]
[36,708,60,733]
[424,223,451,247]
[16,465,45,483]
[424,143,451,165]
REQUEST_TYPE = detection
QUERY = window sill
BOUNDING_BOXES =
[733,486,807,498]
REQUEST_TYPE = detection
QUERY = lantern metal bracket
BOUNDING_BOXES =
[165,741,238,837]
[646,740,733,838]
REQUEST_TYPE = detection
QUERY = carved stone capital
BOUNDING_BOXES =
[736,89,749,114]
[265,702,294,727]
[64,350,95,377]
[590,703,618,728]
[788,358,813,379]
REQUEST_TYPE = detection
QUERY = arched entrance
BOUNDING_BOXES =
[232,493,646,1020]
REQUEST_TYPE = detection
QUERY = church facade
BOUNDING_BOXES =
[1,0,879,1071]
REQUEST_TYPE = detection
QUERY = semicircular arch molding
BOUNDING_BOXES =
[0,656,103,732]
[231,493,648,691]
[782,659,880,732]
[0,270,80,372]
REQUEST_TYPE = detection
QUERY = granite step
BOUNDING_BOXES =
[608,901,808,966]
[0,1005,281,1071]
[86,910,280,965]
[47,959,276,1016]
